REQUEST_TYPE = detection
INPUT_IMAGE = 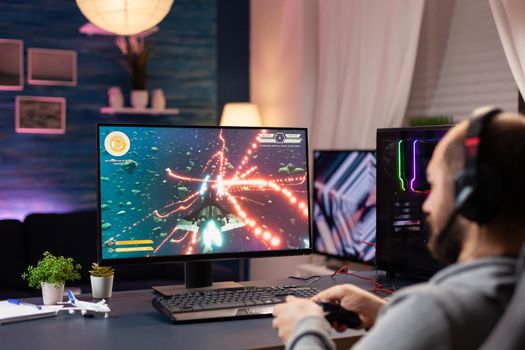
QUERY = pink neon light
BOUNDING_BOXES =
[409,139,418,192]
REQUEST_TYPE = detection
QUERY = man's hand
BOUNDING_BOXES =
[272,296,324,344]
[312,284,387,331]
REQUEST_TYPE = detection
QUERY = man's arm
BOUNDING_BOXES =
[352,291,451,350]
[286,316,336,350]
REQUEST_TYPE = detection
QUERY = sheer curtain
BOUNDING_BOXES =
[313,0,425,149]
[249,0,425,279]
[489,0,525,99]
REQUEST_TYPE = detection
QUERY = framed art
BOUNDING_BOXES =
[15,96,66,134]
[28,48,77,86]
[0,39,23,90]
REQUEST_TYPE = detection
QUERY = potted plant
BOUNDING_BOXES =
[89,263,115,299]
[21,251,81,305]
[115,36,151,109]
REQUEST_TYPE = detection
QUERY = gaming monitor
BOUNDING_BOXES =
[313,150,376,263]
[97,124,311,267]
[376,125,450,278]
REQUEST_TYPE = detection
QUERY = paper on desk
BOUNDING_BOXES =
[0,300,63,325]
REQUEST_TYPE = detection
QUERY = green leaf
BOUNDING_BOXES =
[21,251,81,289]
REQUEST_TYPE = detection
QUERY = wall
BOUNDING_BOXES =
[406,0,517,121]
[250,0,318,129]
[217,0,250,117]
[0,0,218,220]
[249,0,318,280]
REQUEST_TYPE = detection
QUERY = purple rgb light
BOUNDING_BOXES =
[409,139,419,192]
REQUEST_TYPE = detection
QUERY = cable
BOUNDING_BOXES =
[288,275,322,287]
[331,266,395,296]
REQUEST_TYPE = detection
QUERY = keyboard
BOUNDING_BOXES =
[152,286,319,323]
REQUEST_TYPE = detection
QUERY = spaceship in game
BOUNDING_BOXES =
[174,183,247,252]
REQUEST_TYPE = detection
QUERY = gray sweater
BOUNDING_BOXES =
[287,256,517,350]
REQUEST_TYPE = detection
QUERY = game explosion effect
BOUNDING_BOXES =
[313,151,376,263]
[98,126,310,260]
[376,127,449,277]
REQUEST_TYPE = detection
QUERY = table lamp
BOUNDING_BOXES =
[220,103,263,127]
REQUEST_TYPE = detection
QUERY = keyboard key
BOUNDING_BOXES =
[200,302,245,310]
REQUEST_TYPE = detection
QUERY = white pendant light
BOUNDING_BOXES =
[76,0,174,36]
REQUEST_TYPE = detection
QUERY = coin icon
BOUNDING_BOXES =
[104,131,130,157]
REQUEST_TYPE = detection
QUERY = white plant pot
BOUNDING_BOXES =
[41,282,64,305]
[90,275,114,299]
[151,88,166,110]
[108,86,124,108]
[131,90,149,109]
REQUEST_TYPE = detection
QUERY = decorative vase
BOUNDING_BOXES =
[108,86,124,109]
[41,282,64,305]
[151,89,166,110]
[131,90,149,109]
[90,275,114,299]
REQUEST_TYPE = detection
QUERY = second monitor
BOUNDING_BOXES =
[313,150,376,264]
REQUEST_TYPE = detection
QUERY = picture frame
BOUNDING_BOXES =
[15,96,66,134]
[0,39,23,91]
[28,48,77,86]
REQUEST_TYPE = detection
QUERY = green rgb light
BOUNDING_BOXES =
[397,140,406,191]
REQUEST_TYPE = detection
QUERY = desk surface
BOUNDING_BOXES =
[0,274,375,350]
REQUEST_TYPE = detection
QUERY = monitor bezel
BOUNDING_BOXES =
[375,125,451,279]
[312,149,377,265]
[97,123,313,265]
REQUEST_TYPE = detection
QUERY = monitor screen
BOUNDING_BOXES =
[97,125,311,264]
[313,150,376,263]
[376,126,450,278]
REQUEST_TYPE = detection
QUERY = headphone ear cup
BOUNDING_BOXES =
[456,164,502,224]
[472,163,502,223]
[454,170,473,211]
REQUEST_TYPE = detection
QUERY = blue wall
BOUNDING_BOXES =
[0,0,219,220]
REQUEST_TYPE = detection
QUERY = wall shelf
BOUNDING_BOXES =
[100,107,181,115]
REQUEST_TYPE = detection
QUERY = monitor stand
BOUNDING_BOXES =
[152,261,243,296]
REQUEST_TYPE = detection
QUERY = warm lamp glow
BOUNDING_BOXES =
[220,103,263,127]
[76,0,174,36]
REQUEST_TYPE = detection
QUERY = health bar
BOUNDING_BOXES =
[115,240,154,245]
[115,247,154,252]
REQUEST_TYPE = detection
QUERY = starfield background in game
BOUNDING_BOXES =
[98,126,310,260]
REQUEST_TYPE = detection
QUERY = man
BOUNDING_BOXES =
[273,110,525,350]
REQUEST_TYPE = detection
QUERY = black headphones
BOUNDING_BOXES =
[453,107,503,224]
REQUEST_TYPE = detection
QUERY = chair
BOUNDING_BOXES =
[480,244,525,350]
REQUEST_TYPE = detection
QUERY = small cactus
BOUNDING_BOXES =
[89,263,114,277]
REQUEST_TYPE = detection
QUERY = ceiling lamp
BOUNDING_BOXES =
[76,0,174,36]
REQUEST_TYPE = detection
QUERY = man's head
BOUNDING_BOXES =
[423,110,525,264]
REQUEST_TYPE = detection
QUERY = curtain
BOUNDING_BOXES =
[312,0,425,149]
[249,0,426,280]
[250,0,318,129]
[489,0,525,100]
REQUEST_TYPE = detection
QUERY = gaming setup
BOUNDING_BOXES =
[96,123,450,325]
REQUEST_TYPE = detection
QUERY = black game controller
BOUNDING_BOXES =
[317,302,361,329]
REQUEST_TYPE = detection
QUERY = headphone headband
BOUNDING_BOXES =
[462,108,501,185]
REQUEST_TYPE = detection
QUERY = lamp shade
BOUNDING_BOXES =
[220,103,263,127]
[76,0,174,36]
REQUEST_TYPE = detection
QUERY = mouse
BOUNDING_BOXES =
[317,302,361,329]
